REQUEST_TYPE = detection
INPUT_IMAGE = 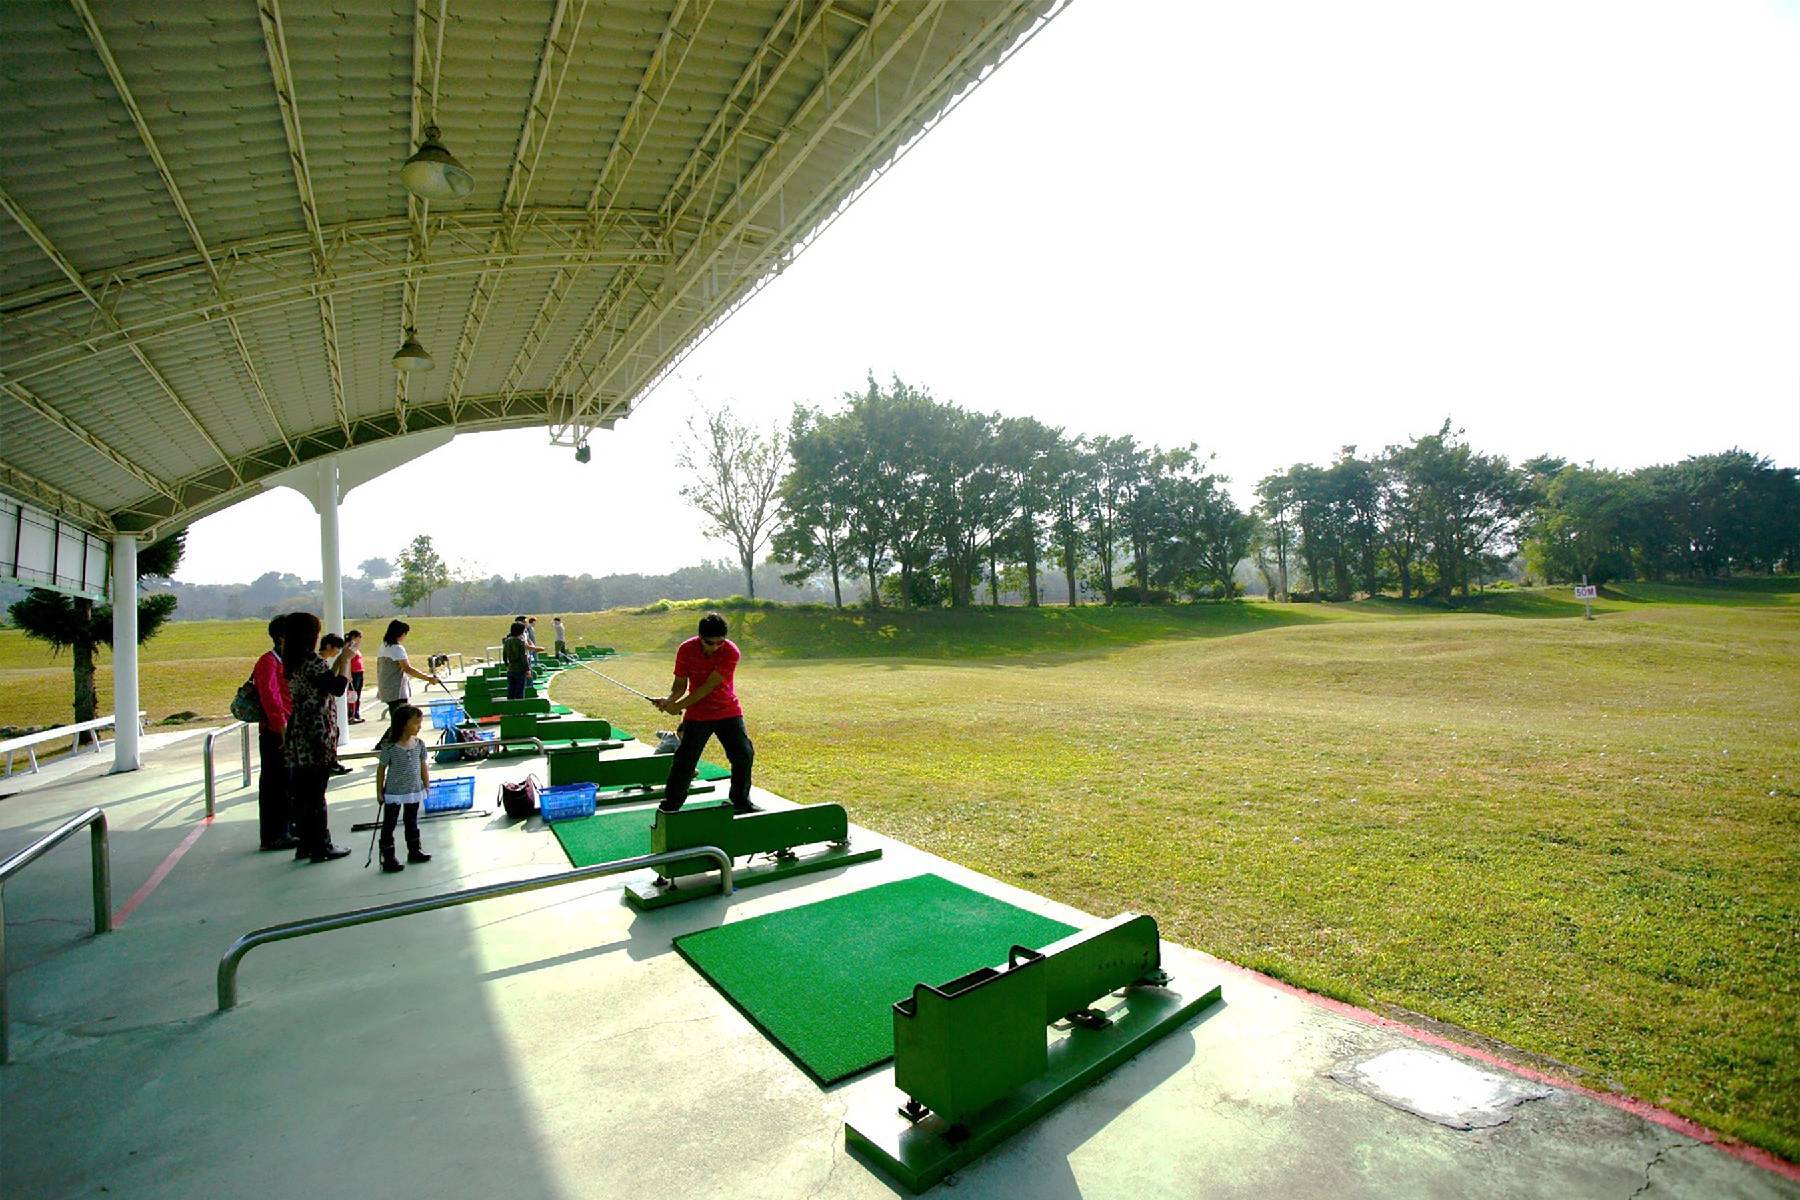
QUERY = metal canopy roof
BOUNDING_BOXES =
[0,0,1063,541]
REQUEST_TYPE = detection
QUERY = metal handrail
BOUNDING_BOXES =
[202,722,253,818]
[1,806,111,1063]
[216,846,734,1010]
[333,735,557,763]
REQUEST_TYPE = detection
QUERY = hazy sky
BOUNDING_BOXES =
[179,0,1800,585]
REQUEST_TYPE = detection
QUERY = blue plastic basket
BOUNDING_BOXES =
[539,781,597,823]
[426,702,466,729]
[423,775,475,813]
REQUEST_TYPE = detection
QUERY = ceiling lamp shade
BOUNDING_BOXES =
[400,125,474,202]
[392,328,434,372]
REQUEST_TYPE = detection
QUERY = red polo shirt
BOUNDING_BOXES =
[674,636,742,721]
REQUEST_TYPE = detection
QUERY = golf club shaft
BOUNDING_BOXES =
[577,660,655,702]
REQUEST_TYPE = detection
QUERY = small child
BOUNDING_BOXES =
[372,704,433,873]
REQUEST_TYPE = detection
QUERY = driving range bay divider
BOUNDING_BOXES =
[0,806,111,1063]
[216,847,734,1010]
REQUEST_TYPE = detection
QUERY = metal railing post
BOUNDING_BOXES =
[90,818,111,936]
[203,722,250,819]
[217,846,734,1010]
[1,806,112,1063]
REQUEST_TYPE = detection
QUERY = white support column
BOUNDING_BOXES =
[317,456,349,746]
[110,534,140,773]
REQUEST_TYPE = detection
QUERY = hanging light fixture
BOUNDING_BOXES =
[400,124,474,202]
[574,441,591,464]
[392,328,434,372]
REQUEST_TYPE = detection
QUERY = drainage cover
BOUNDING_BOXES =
[1331,1047,1556,1130]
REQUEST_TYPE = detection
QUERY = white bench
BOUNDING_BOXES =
[1,712,148,777]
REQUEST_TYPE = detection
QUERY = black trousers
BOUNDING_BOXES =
[257,729,291,846]
[506,670,528,700]
[289,764,333,854]
[379,802,423,857]
[661,716,753,811]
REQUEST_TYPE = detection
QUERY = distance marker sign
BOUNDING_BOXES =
[1573,585,1598,599]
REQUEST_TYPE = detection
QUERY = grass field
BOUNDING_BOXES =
[2,583,1797,1157]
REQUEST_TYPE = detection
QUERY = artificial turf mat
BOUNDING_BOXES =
[672,874,1077,1084]
[550,800,730,867]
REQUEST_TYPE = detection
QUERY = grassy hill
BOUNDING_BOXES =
[3,582,1797,1158]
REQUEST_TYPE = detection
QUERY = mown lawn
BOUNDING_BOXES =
[557,585,1798,1161]
[2,584,1796,1158]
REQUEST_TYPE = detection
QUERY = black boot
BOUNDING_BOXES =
[381,850,404,873]
[403,803,430,862]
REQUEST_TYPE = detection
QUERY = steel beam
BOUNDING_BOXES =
[0,460,116,533]
[538,0,834,408]
[2,217,669,385]
[443,0,585,420]
[257,0,351,439]
[588,1,1061,425]
[571,0,941,422]
[70,0,295,469]
[0,378,178,502]
[1,179,242,487]
[498,0,712,407]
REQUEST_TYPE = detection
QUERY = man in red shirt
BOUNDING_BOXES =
[652,612,759,814]
[250,616,296,851]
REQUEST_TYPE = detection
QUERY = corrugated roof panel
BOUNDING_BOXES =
[430,2,560,218]
[409,275,480,407]
[0,404,148,512]
[337,285,403,422]
[0,3,199,277]
[282,0,412,230]
[239,300,338,437]
[506,265,614,395]
[2,0,1064,535]
[519,3,668,211]
[137,319,284,459]
[31,353,214,484]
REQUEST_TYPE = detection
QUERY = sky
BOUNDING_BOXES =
[177,0,1800,585]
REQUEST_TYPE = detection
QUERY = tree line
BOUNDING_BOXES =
[768,376,1254,608]
[695,376,1797,607]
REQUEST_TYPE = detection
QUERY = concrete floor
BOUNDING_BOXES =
[1,685,1793,1199]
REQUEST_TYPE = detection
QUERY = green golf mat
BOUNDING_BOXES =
[673,874,1077,1085]
[550,800,730,867]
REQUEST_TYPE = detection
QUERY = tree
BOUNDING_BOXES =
[358,556,395,581]
[677,406,787,599]
[8,532,185,739]
[775,406,855,607]
[391,534,450,614]
[995,416,1064,607]
[1083,435,1147,602]
[1154,471,1254,597]
[1049,436,1095,607]
[1254,472,1296,599]
[1523,464,1635,585]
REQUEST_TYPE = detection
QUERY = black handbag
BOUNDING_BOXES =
[500,775,540,820]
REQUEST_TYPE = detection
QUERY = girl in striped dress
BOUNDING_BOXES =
[373,704,434,873]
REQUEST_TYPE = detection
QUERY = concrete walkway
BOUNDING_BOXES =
[1,698,1793,1199]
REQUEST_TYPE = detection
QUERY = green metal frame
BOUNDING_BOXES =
[499,713,613,741]
[845,914,1221,1194]
[546,746,727,789]
[622,802,882,909]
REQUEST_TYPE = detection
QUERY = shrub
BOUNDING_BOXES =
[1111,585,1173,605]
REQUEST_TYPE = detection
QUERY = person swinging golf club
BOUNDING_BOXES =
[653,612,760,814]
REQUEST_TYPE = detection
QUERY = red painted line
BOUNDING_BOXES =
[111,816,210,928]
[1208,958,1800,1183]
